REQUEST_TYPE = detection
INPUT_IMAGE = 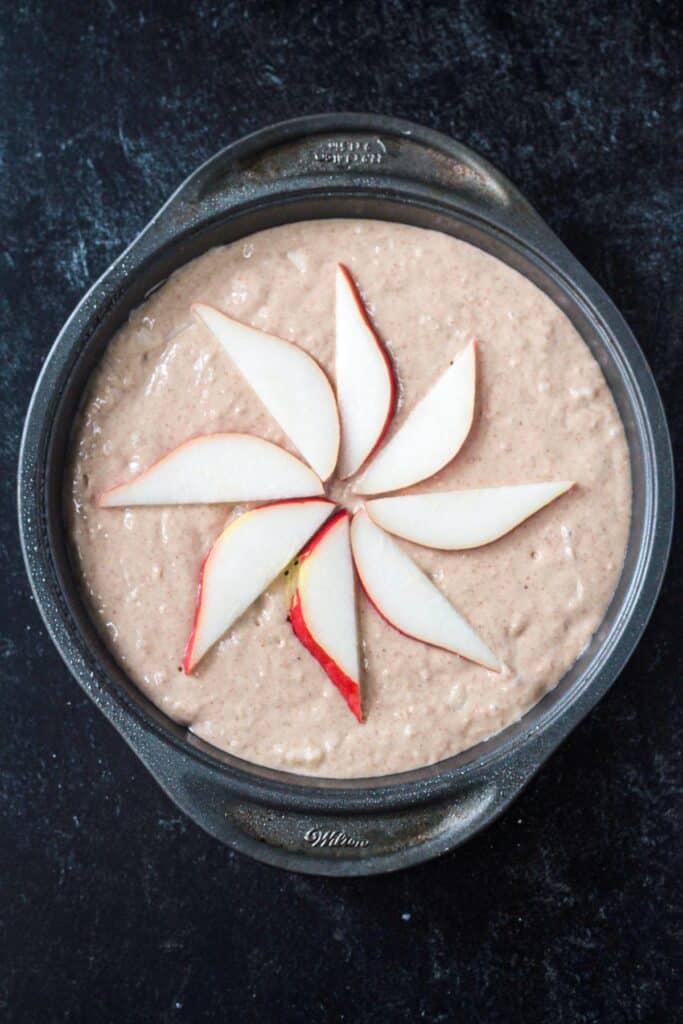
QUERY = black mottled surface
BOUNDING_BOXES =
[1,2,681,1021]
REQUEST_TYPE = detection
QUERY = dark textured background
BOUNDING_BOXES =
[1,2,681,1021]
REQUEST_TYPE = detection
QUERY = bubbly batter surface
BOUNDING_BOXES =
[66,220,631,777]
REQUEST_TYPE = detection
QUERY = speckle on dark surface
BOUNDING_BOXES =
[1,2,681,1022]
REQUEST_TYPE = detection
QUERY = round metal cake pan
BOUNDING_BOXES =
[18,114,674,875]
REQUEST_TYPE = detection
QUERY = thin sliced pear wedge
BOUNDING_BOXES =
[350,509,500,671]
[335,264,396,479]
[290,510,362,720]
[194,303,340,480]
[183,498,335,672]
[366,481,573,549]
[98,434,323,507]
[355,341,477,495]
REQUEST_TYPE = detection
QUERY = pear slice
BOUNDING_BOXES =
[335,264,396,479]
[354,340,477,495]
[350,509,500,671]
[183,498,335,672]
[98,434,324,507]
[290,509,362,720]
[193,303,340,480]
[366,481,574,549]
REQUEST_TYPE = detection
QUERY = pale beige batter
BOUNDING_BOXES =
[66,220,631,778]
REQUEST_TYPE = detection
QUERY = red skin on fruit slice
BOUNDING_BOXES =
[289,510,362,722]
[336,264,397,477]
[182,497,336,674]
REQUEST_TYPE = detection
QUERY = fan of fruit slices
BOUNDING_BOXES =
[99,264,573,722]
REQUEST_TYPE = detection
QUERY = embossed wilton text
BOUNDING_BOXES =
[304,827,370,849]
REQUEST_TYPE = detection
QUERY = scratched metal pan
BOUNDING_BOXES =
[18,115,674,875]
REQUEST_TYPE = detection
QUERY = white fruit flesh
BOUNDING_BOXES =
[291,511,361,718]
[335,264,395,478]
[184,498,335,671]
[350,510,501,671]
[366,481,574,549]
[193,303,340,480]
[98,434,324,507]
[354,340,476,495]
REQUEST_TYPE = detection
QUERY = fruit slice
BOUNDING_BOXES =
[193,303,340,480]
[183,498,335,672]
[354,340,477,495]
[350,510,500,671]
[290,510,362,720]
[98,434,324,507]
[335,264,396,478]
[366,481,574,550]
